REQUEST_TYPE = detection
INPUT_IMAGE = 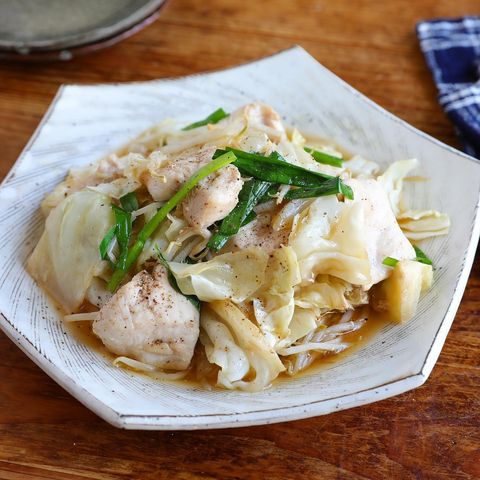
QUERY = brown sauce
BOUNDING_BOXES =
[67,320,108,356]
[65,307,390,390]
[275,308,389,385]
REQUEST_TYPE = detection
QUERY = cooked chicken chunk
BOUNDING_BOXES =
[226,212,289,255]
[41,155,126,215]
[183,164,243,229]
[346,178,415,286]
[143,146,216,201]
[243,103,286,142]
[93,265,199,371]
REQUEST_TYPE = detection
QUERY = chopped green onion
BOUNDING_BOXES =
[156,248,201,310]
[284,177,354,200]
[339,181,354,200]
[99,225,117,261]
[207,177,266,251]
[119,192,139,212]
[241,210,257,226]
[208,179,269,251]
[208,210,257,252]
[257,184,279,203]
[182,108,229,131]
[304,146,343,168]
[413,245,433,266]
[107,151,237,292]
[206,234,228,253]
[217,179,270,236]
[382,257,399,267]
[111,205,132,271]
[213,147,332,187]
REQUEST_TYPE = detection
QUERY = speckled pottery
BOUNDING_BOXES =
[0,47,478,429]
[0,0,167,60]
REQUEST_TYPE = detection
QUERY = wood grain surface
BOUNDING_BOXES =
[0,1,479,478]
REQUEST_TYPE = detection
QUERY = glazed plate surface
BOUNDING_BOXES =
[0,47,479,429]
[0,0,167,59]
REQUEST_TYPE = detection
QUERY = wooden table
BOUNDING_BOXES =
[1,1,479,478]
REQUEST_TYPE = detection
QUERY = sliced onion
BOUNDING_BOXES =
[113,356,189,380]
[132,202,162,219]
[279,341,350,356]
[64,312,99,322]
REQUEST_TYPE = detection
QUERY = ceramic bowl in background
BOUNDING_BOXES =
[0,0,167,60]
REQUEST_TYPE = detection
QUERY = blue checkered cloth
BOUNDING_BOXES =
[417,17,480,158]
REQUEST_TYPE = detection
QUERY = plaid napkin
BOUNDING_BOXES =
[417,17,480,158]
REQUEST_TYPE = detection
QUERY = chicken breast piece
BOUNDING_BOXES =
[226,212,290,255]
[182,164,243,229]
[243,103,286,142]
[41,155,127,216]
[346,178,415,286]
[143,146,216,201]
[93,265,199,371]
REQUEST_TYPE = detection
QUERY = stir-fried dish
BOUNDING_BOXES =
[28,103,450,391]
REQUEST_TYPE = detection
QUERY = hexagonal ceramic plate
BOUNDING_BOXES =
[0,46,479,430]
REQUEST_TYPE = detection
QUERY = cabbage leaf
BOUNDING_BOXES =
[28,190,114,313]
[377,158,418,216]
[397,209,450,241]
[169,248,268,302]
[253,246,301,348]
[201,300,285,391]
[294,274,368,312]
[289,196,372,286]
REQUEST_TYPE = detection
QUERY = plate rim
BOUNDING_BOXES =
[0,0,167,55]
[1,45,479,430]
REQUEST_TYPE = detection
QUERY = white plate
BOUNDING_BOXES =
[0,46,479,430]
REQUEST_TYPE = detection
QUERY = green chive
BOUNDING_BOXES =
[99,225,117,261]
[304,146,343,168]
[339,181,354,200]
[111,205,132,271]
[257,184,279,203]
[107,151,237,292]
[156,248,201,310]
[213,147,333,187]
[207,179,269,251]
[284,177,354,200]
[413,245,433,266]
[241,210,257,226]
[382,257,399,267]
[119,192,139,212]
[182,108,229,131]
[208,210,257,252]
[217,179,270,236]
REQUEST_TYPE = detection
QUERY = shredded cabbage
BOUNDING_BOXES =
[169,248,269,302]
[294,275,368,312]
[201,301,285,391]
[252,246,301,348]
[397,209,450,241]
[377,158,418,216]
[344,155,380,178]
[286,307,318,345]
